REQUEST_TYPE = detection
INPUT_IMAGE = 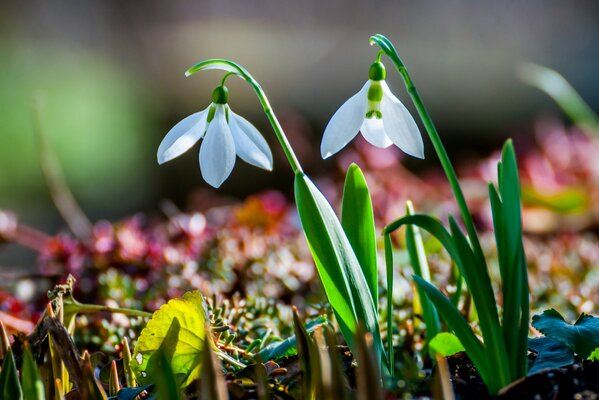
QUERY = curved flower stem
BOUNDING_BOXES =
[68,303,153,319]
[186,60,303,175]
[370,34,485,264]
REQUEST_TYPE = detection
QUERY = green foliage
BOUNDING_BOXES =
[532,309,599,359]
[293,308,321,400]
[199,338,228,400]
[385,141,529,394]
[21,346,45,400]
[404,201,440,347]
[341,163,378,302]
[355,326,384,400]
[152,350,183,400]
[429,333,464,357]
[131,290,207,388]
[528,337,575,375]
[518,63,599,133]
[0,348,23,400]
[521,186,588,214]
[294,172,382,365]
[257,315,328,360]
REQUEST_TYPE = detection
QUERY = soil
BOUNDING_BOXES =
[447,352,599,400]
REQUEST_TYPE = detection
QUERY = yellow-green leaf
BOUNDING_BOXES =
[131,291,207,388]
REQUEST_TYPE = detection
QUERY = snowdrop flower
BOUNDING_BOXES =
[157,85,273,188]
[321,61,424,159]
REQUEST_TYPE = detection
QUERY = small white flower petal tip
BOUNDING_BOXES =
[157,85,274,188]
[320,60,424,159]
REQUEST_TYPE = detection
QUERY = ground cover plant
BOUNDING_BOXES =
[1,33,598,399]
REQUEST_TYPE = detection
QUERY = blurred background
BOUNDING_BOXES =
[1,0,599,233]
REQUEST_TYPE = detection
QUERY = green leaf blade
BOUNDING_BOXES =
[294,172,381,359]
[341,163,378,303]
[405,202,440,342]
[0,348,23,400]
[412,275,490,386]
[22,346,45,400]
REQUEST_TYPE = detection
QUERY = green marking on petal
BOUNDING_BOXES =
[206,105,217,123]
[367,81,383,102]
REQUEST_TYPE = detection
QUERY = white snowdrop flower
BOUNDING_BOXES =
[157,85,273,188]
[321,61,424,159]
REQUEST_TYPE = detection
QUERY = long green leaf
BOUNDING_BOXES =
[405,202,440,345]
[448,217,510,390]
[384,214,459,262]
[341,163,378,304]
[22,346,45,400]
[492,141,529,379]
[518,63,599,132]
[0,348,23,400]
[153,350,182,400]
[412,276,491,389]
[294,172,381,358]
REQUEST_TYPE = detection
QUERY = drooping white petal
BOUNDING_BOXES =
[199,105,236,188]
[360,118,393,148]
[228,111,273,170]
[320,81,370,158]
[380,81,424,158]
[157,108,209,164]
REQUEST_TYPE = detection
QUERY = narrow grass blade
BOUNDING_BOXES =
[254,356,271,400]
[153,350,182,400]
[314,327,342,400]
[0,321,9,360]
[22,345,45,400]
[121,337,137,388]
[81,351,108,399]
[0,348,23,400]
[108,360,121,396]
[518,63,599,132]
[341,163,378,303]
[199,338,228,400]
[294,172,381,358]
[293,307,320,400]
[405,201,440,347]
[355,327,383,400]
[384,214,460,262]
[325,326,348,398]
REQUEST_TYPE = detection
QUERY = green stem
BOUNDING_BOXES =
[67,303,152,319]
[383,233,394,377]
[370,34,485,265]
[186,59,303,174]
